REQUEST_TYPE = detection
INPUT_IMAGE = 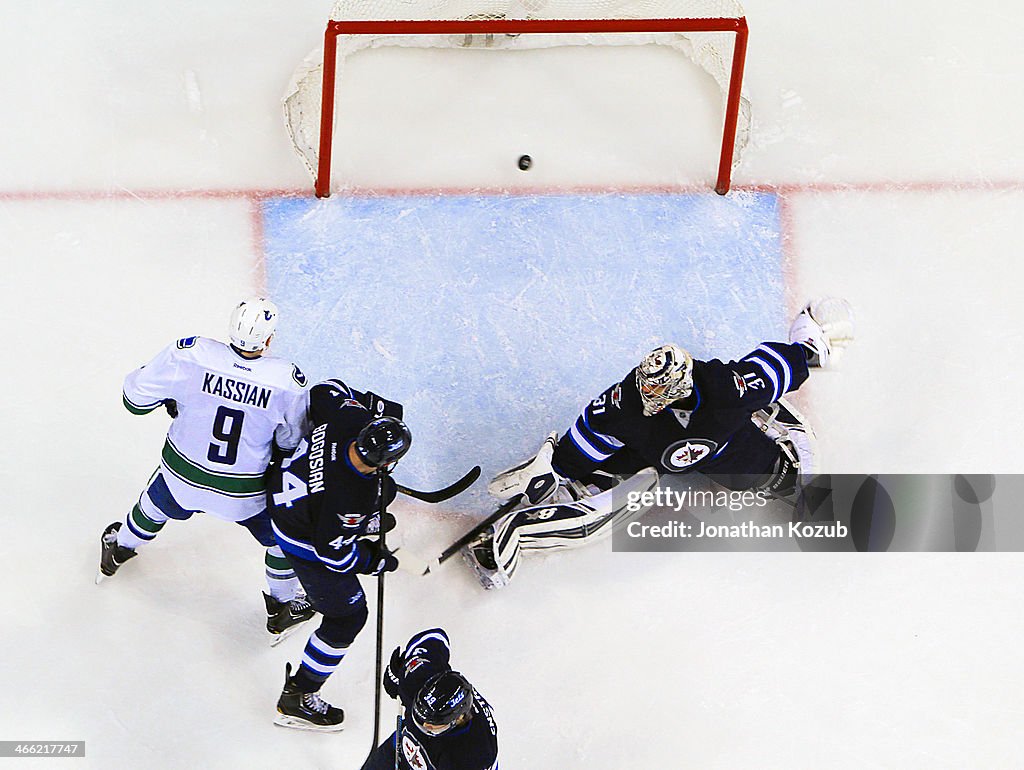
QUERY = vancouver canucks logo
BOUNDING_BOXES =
[291,364,308,387]
[661,439,717,470]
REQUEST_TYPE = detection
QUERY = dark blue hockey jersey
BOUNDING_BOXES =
[268,380,399,573]
[552,342,810,481]
[388,629,498,770]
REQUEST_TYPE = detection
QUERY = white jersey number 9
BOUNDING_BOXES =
[207,406,245,465]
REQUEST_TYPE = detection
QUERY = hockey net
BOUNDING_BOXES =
[284,0,749,196]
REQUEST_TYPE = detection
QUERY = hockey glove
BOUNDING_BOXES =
[383,647,404,699]
[269,440,294,469]
[358,390,404,421]
[163,399,178,418]
[355,539,399,575]
[789,297,855,368]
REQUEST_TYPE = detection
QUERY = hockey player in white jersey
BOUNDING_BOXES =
[98,297,315,643]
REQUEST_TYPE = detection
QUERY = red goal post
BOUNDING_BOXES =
[284,2,749,197]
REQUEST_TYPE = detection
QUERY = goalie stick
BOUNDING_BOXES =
[396,466,481,504]
[423,494,524,574]
[391,494,525,576]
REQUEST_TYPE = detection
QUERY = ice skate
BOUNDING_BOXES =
[462,528,511,591]
[274,663,344,732]
[264,592,316,646]
[96,522,137,584]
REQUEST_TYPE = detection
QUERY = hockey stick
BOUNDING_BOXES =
[390,543,436,577]
[394,715,403,770]
[424,494,524,574]
[396,465,481,503]
[370,470,389,762]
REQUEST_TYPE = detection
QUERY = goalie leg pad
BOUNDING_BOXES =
[510,467,659,554]
[752,398,819,486]
[487,433,562,504]
[466,468,659,589]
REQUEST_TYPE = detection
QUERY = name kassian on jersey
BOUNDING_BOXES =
[201,372,272,409]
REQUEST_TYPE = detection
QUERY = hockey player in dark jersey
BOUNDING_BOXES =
[268,379,412,731]
[465,298,856,589]
[361,628,498,770]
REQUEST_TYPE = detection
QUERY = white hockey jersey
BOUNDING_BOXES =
[123,336,308,522]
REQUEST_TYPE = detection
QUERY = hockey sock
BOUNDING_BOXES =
[265,546,300,601]
[118,502,167,550]
[294,631,351,692]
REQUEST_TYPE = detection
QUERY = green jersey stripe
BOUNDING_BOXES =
[160,440,266,496]
[123,393,160,415]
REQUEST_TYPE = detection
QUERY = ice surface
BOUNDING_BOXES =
[263,192,784,512]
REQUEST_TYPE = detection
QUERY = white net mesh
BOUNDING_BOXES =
[284,0,749,188]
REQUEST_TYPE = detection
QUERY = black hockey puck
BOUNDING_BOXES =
[518,154,532,171]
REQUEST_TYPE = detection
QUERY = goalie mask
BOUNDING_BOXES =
[229,296,279,353]
[636,343,694,416]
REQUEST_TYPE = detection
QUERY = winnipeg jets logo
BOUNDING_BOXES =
[661,439,717,470]
[402,733,429,769]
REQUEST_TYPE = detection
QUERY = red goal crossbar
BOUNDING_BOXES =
[315,16,748,197]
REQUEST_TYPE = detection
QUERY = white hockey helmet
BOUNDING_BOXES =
[229,296,279,352]
[636,343,694,416]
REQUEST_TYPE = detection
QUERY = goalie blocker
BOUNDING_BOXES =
[465,467,659,590]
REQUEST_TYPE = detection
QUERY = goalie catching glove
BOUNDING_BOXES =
[789,297,855,368]
[487,432,567,506]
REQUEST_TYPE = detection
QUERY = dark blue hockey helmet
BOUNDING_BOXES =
[355,417,412,470]
[411,670,474,736]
